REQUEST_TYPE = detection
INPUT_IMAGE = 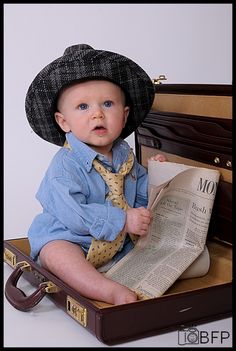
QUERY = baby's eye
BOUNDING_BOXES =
[103,100,113,108]
[78,103,89,110]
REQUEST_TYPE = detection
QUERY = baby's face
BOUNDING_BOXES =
[55,80,129,157]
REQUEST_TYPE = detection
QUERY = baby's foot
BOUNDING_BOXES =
[111,283,138,305]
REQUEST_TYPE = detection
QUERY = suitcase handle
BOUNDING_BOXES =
[5,261,48,311]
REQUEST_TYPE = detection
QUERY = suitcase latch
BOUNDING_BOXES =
[67,296,87,327]
[4,248,16,268]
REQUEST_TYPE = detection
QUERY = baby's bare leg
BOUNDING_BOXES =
[39,240,137,305]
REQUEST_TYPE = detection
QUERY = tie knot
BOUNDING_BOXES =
[93,151,134,209]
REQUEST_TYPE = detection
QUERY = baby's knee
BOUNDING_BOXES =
[39,239,76,267]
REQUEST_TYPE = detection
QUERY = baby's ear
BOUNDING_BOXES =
[55,112,71,132]
[123,106,130,126]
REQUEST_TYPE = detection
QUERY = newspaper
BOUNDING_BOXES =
[105,161,220,299]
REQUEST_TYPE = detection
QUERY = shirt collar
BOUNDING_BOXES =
[112,138,132,167]
[65,132,131,172]
[66,133,97,172]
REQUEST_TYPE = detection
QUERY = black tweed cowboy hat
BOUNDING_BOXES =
[25,44,155,146]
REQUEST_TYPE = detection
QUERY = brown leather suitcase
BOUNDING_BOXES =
[4,84,232,345]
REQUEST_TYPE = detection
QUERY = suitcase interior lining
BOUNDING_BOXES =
[152,93,232,119]
[5,237,232,309]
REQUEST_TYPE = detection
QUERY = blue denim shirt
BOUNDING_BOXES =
[28,132,148,261]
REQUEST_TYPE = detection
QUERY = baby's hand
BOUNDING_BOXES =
[149,154,166,162]
[124,207,152,236]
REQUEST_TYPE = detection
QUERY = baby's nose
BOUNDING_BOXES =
[91,107,104,119]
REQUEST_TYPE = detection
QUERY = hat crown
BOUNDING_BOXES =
[63,44,93,56]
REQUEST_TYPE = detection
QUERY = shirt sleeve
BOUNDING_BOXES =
[36,176,126,242]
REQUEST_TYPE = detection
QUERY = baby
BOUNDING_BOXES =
[26,44,165,305]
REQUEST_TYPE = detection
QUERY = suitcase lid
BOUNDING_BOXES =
[135,83,232,245]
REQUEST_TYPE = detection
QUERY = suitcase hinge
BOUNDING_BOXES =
[152,74,167,85]
[4,248,16,268]
[67,296,87,327]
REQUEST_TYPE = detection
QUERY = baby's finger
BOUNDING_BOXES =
[150,154,166,162]
[141,215,152,225]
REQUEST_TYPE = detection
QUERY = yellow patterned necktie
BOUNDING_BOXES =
[86,151,138,268]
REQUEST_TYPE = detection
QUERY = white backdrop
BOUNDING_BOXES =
[4,3,232,239]
[3,4,232,348]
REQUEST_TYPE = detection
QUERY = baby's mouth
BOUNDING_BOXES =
[94,126,106,130]
[92,125,108,135]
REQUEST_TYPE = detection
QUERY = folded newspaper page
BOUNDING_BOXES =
[105,161,220,299]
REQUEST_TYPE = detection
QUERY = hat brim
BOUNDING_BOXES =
[25,45,155,146]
